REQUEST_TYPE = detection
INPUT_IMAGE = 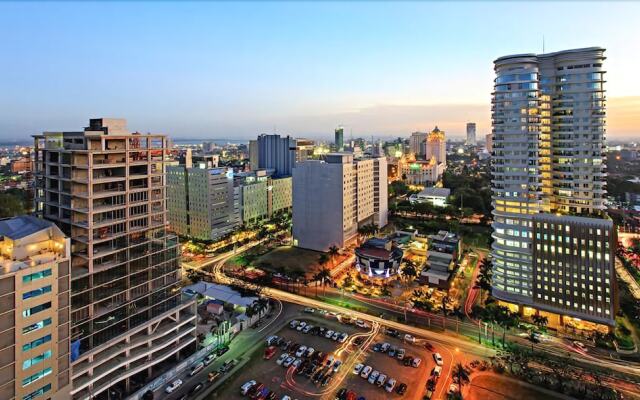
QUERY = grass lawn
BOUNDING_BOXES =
[252,245,325,278]
[467,373,570,400]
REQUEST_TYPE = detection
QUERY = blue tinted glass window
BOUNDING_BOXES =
[23,285,52,300]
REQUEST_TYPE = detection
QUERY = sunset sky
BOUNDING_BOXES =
[1,1,639,141]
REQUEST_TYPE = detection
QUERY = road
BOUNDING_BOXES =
[183,242,640,398]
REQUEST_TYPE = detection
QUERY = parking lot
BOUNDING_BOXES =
[211,308,449,400]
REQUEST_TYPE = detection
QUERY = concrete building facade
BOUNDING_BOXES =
[424,127,446,165]
[409,132,427,158]
[257,134,296,177]
[33,119,196,399]
[292,153,388,252]
[0,216,71,400]
[466,122,477,146]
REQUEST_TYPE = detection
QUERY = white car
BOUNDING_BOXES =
[331,331,340,341]
[447,383,459,395]
[296,321,307,331]
[433,353,444,366]
[385,378,397,393]
[397,348,405,360]
[412,357,422,368]
[404,334,416,343]
[267,335,279,345]
[360,365,373,378]
[353,363,364,375]
[203,353,216,365]
[332,360,343,372]
[240,380,256,395]
[325,330,335,339]
[302,325,314,334]
[355,319,369,328]
[165,379,183,394]
[368,370,380,384]
[376,373,387,387]
[283,356,295,367]
[276,353,289,365]
[292,358,303,369]
[338,333,348,343]
[381,342,391,352]
[304,347,315,358]
[573,341,587,352]
[189,362,204,376]
[296,346,308,358]
[303,307,315,313]
[289,320,300,329]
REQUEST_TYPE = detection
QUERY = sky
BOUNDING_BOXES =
[1,1,639,142]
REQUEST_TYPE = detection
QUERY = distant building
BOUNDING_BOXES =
[10,156,32,173]
[409,187,450,207]
[419,231,461,289]
[257,134,296,177]
[295,138,315,162]
[0,216,71,400]
[334,127,344,151]
[424,126,446,165]
[399,158,445,186]
[355,237,403,279]
[485,133,493,153]
[249,139,259,170]
[409,131,427,158]
[466,122,477,146]
[235,170,292,225]
[292,153,387,251]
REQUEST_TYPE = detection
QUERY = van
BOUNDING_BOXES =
[189,362,204,377]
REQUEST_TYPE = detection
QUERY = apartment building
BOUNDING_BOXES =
[466,122,477,146]
[167,164,240,241]
[491,47,615,327]
[409,132,427,158]
[0,216,71,400]
[33,118,196,399]
[292,153,388,252]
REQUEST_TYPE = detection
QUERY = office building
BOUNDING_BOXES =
[257,134,296,177]
[235,170,292,225]
[334,127,344,152]
[424,126,446,165]
[409,131,427,158]
[33,118,196,399]
[292,153,387,252]
[485,133,493,153]
[491,47,615,327]
[167,164,240,241]
[466,122,477,146]
[294,138,315,162]
[0,216,71,400]
[248,140,259,171]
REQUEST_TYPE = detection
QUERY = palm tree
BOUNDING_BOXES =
[532,314,548,332]
[495,305,519,348]
[401,259,418,281]
[328,245,340,266]
[474,258,493,301]
[451,362,470,391]
[316,267,332,295]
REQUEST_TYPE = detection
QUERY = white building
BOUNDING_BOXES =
[409,187,450,207]
[424,126,446,165]
[292,153,387,251]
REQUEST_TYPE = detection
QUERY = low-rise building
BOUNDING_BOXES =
[0,216,71,400]
[409,187,450,207]
[355,237,403,279]
[419,231,461,289]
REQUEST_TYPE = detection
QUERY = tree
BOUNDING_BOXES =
[0,193,26,218]
[401,260,418,281]
[316,267,332,295]
[532,314,549,331]
[328,245,340,266]
[474,258,493,301]
[451,362,470,390]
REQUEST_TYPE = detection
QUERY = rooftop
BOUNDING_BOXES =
[0,215,56,240]
[417,187,451,198]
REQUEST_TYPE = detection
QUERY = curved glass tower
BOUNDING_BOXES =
[490,47,607,308]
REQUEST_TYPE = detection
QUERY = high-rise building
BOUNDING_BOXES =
[466,122,477,146]
[292,154,387,252]
[167,164,239,241]
[248,139,259,170]
[0,216,71,400]
[257,134,296,177]
[409,131,427,158]
[424,127,446,165]
[33,119,196,399]
[334,127,344,151]
[485,133,493,153]
[491,48,614,327]
[235,170,292,225]
[294,138,315,162]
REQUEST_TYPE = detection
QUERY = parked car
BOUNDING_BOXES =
[266,335,279,345]
[433,353,444,366]
[360,365,373,378]
[283,356,295,367]
[381,342,391,352]
[219,359,237,373]
[385,377,397,392]
[276,353,289,365]
[204,352,217,365]
[216,346,230,356]
[372,343,382,352]
[412,357,422,368]
[335,388,347,400]
[432,365,442,377]
[325,355,335,367]
[241,380,257,395]
[290,320,300,328]
[264,346,277,360]
[296,346,308,357]
[353,363,364,374]
[332,360,343,372]
[296,321,307,331]
[331,331,340,341]
[368,370,380,384]
[248,383,264,399]
[302,325,314,334]
[292,358,303,369]
[165,379,182,394]
[404,334,416,343]
[396,382,407,395]
[304,307,315,313]
[447,383,460,395]
[355,319,369,328]
[376,373,387,386]
[338,333,348,343]
[424,389,434,399]
[305,347,315,358]
[388,346,397,357]
[325,330,335,339]
[397,348,405,360]
[386,328,400,337]
[403,356,414,366]
[189,362,204,377]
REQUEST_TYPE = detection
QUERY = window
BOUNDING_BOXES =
[23,383,51,400]
[22,318,52,335]
[22,350,52,370]
[22,367,52,387]
[22,269,52,284]
[22,302,52,318]
[23,285,52,300]
[22,335,52,352]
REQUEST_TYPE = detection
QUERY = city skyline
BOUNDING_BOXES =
[1,2,640,141]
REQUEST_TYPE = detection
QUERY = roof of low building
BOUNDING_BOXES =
[0,216,54,240]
